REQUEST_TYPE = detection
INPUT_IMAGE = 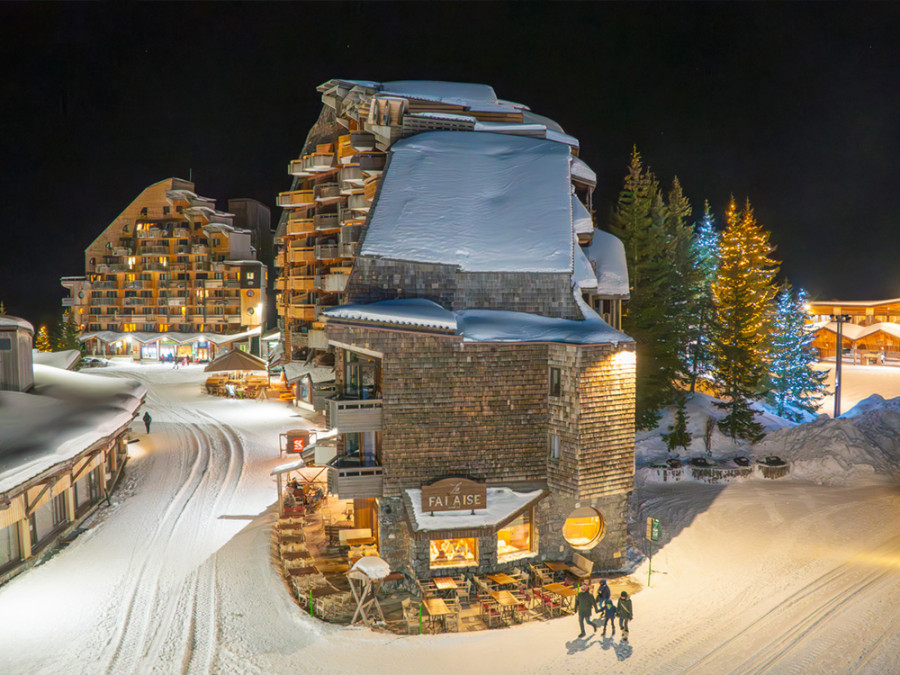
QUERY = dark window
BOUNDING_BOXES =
[162,206,170,215]
[549,367,561,397]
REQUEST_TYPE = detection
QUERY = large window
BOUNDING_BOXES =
[0,523,21,569]
[344,352,380,400]
[497,509,535,561]
[429,537,477,568]
[562,507,606,550]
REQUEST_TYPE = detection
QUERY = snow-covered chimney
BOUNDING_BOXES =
[0,315,34,392]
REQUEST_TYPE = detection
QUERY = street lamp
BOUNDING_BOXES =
[833,314,852,417]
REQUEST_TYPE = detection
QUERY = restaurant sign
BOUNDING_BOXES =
[421,478,487,513]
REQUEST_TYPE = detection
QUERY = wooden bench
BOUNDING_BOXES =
[566,552,594,582]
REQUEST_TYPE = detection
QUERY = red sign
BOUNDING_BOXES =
[286,430,310,454]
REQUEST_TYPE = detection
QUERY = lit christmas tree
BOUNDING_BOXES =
[34,325,53,352]
[711,198,779,442]
[687,201,720,392]
[768,287,828,421]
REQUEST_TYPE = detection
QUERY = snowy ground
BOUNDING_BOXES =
[0,360,899,674]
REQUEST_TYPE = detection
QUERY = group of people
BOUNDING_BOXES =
[575,579,633,641]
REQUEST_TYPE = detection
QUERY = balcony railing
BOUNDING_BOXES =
[286,218,314,236]
[302,152,337,173]
[347,193,370,212]
[350,131,376,151]
[364,177,380,201]
[276,190,315,208]
[314,183,342,203]
[288,247,315,264]
[358,154,387,173]
[326,397,383,433]
[286,304,317,321]
[314,243,340,260]
[314,214,340,231]
[339,242,360,258]
[288,158,310,177]
[326,456,384,500]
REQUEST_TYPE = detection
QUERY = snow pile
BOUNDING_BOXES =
[350,556,391,579]
[32,349,81,370]
[637,389,900,488]
[755,395,900,485]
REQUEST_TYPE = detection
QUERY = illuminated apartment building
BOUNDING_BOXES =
[61,178,267,360]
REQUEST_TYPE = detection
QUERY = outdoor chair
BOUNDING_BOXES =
[401,598,420,635]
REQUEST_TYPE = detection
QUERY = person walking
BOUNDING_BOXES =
[142,411,152,433]
[575,584,596,638]
[599,597,617,637]
[616,591,633,641]
[595,578,611,604]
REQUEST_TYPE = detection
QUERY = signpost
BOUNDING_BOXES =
[646,517,660,587]
[421,477,487,514]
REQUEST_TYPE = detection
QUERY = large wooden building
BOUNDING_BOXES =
[288,80,637,577]
[808,298,900,360]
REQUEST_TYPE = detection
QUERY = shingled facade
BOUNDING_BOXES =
[298,79,636,578]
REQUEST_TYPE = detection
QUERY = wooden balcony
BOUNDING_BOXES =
[314,213,340,231]
[337,134,356,164]
[358,153,386,174]
[287,247,315,264]
[327,457,384,500]
[314,272,350,293]
[326,397,383,433]
[286,304,317,321]
[302,151,337,173]
[286,217,314,236]
[314,243,340,260]
[288,158,311,177]
[314,182,343,204]
[339,165,365,193]
[364,177,380,202]
[284,275,315,292]
[276,190,315,208]
[275,252,285,268]
[347,193,371,212]
[350,131,376,151]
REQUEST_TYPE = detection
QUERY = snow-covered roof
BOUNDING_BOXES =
[361,131,574,273]
[380,80,502,108]
[572,195,593,237]
[582,229,630,298]
[818,321,900,341]
[282,362,335,385]
[324,299,633,345]
[0,316,33,333]
[32,349,81,370]
[204,349,267,373]
[406,111,477,124]
[324,299,458,331]
[570,156,597,185]
[405,487,545,532]
[80,328,260,346]
[0,365,146,495]
[521,111,565,134]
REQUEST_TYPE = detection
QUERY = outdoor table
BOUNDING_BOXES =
[281,534,306,545]
[544,561,569,581]
[423,597,455,633]
[486,572,517,588]
[346,537,376,547]
[432,576,458,593]
[543,582,577,612]
[490,590,518,622]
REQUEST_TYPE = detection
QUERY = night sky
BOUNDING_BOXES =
[3,2,899,331]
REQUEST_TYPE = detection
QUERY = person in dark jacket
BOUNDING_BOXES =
[594,579,611,606]
[599,598,617,637]
[575,585,596,637]
[616,591,633,641]
[143,411,152,433]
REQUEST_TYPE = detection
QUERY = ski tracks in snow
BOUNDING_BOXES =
[98,371,246,674]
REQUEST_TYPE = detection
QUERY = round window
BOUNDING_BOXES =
[562,507,605,550]
[246,289,255,297]
[78,291,85,299]
[247,307,255,316]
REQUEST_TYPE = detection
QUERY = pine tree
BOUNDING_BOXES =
[608,148,694,429]
[35,325,53,352]
[711,198,779,442]
[56,311,81,351]
[661,391,692,453]
[687,202,720,391]
[768,287,828,421]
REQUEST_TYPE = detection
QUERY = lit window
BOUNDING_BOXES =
[562,507,605,550]
[497,509,535,560]
[429,537,477,568]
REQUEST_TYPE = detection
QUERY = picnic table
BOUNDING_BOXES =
[490,590,519,622]
[287,566,318,577]
[423,597,455,633]
[281,534,306,545]
[543,582,577,612]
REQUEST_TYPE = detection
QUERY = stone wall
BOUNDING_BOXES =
[347,257,581,319]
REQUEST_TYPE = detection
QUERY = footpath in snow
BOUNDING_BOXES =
[0,360,898,674]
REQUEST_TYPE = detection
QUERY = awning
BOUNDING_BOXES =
[204,349,268,373]
[403,486,548,539]
[270,458,305,475]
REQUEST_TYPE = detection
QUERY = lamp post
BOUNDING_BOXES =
[833,314,852,417]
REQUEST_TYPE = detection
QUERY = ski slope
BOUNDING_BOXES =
[0,360,898,674]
